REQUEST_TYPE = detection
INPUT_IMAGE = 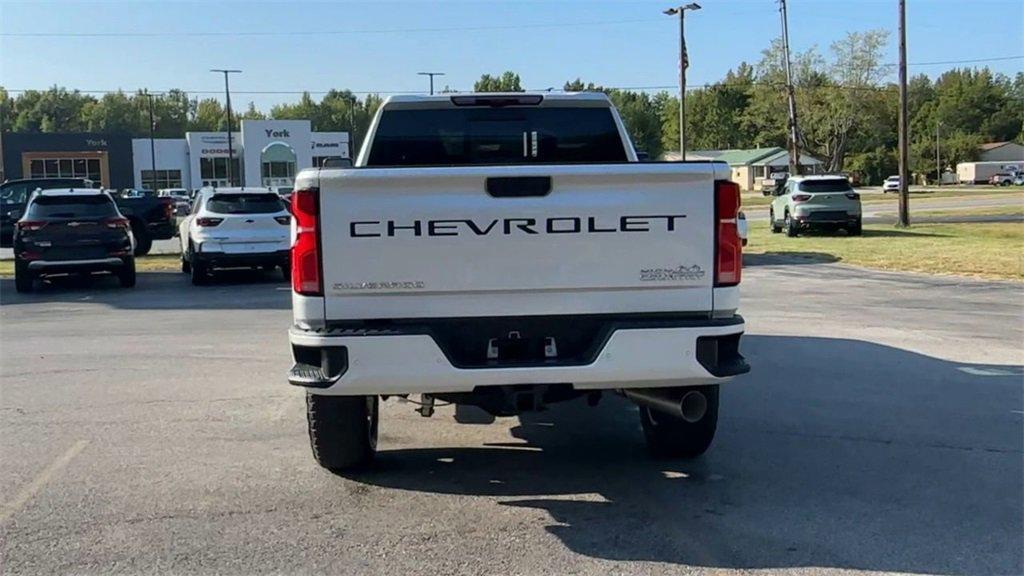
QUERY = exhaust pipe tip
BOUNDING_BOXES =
[679,390,708,423]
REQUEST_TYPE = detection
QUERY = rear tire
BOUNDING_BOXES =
[770,209,782,233]
[190,254,209,285]
[131,222,152,256]
[118,258,137,288]
[14,259,33,293]
[784,212,799,237]
[848,218,863,236]
[280,263,291,282]
[307,394,378,471]
[639,385,719,458]
[181,256,190,274]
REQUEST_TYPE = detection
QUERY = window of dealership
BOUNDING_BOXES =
[29,157,102,181]
[198,157,241,188]
[141,169,183,190]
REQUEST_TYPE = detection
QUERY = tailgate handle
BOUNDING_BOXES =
[486,176,551,198]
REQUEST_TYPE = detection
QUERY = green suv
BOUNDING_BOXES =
[768,176,862,237]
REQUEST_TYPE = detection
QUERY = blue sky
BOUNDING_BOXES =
[1,0,1021,111]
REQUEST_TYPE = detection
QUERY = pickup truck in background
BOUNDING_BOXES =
[1,179,176,254]
[287,93,749,470]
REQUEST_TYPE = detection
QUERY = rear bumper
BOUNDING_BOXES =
[288,316,748,395]
[793,211,860,227]
[194,249,290,269]
[25,257,126,273]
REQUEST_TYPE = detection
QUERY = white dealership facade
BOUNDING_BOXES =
[131,119,349,190]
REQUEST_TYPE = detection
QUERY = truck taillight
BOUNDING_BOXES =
[292,187,322,296]
[715,180,741,287]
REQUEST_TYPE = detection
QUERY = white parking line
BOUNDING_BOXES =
[0,440,88,524]
[959,367,1023,377]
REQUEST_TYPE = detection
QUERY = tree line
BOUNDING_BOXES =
[1,31,1020,184]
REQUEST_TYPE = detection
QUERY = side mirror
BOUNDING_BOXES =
[322,157,353,168]
[635,151,650,162]
[762,189,772,197]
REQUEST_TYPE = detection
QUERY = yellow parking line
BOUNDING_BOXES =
[0,439,88,524]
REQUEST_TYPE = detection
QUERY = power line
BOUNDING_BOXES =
[0,18,664,38]
[909,55,1023,66]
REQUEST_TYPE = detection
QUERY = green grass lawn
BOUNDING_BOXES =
[872,205,1023,219]
[0,254,180,277]
[745,221,1024,280]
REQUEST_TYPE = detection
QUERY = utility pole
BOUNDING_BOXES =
[779,0,801,176]
[897,0,910,226]
[935,120,942,187]
[144,90,157,191]
[664,3,701,160]
[417,72,445,95]
[345,94,357,160]
[211,69,241,186]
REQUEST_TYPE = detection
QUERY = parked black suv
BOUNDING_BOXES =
[13,190,136,293]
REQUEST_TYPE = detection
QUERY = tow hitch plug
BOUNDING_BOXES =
[418,394,435,417]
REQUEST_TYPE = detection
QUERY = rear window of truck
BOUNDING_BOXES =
[367,107,628,166]
[206,194,283,214]
[27,194,117,218]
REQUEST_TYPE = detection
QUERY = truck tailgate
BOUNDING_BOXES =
[317,162,723,319]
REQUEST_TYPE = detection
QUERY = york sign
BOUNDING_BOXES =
[265,129,291,138]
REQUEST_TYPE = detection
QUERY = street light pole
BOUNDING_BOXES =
[211,69,241,186]
[664,4,701,160]
[935,120,942,187]
[145,90,156,191]
[417,72,446,95]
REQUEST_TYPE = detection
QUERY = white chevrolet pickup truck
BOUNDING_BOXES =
[287,92,748,470]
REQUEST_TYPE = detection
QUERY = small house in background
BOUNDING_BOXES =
[664,147,824,191]
[977,141,1024,163]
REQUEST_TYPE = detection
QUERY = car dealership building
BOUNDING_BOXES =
[2,119,350,191]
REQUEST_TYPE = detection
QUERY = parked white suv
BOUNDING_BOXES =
[178,187,291,285]
[882,175,901,193]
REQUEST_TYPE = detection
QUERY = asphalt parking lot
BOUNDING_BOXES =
[1,262,1021,575]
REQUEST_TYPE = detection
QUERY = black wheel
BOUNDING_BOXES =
[848,218,863,236]
[280,263,291,281]
[307,394,378,471]
[770,209,782,233]
[784,212,799,237]
[639,385,719,459]
[190,257,209,286]
[131,222,152,256]
[118,258,137,288]
[14,259,33,293]
[181,255,191,273]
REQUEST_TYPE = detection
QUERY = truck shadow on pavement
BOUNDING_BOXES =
[0,271,292,310]
[744,252,839,266]
[347,335,1023,575]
